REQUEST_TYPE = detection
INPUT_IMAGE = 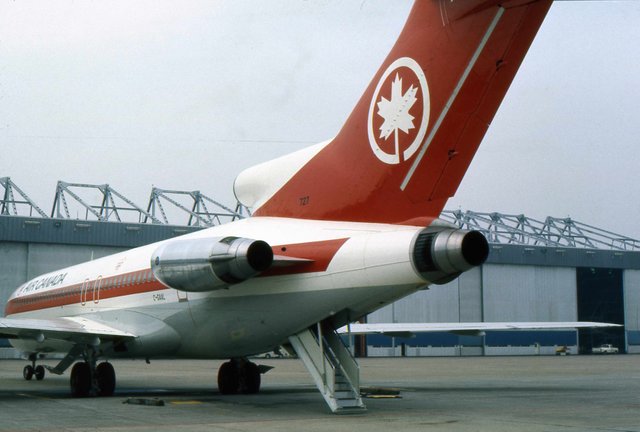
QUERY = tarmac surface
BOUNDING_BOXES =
[0,355,638,432]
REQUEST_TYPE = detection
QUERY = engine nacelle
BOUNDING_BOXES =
[150,237,273,292]
[412,229,489,284]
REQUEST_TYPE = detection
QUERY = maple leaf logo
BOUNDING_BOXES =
[376,73,418,159]
[367,57,429,166]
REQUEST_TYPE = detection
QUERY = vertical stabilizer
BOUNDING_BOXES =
[238,0,553,224]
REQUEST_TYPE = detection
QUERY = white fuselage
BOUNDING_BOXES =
[6,217,428,359]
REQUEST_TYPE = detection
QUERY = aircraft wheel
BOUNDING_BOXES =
[23,365,34,381]
[70,362,92,397]
[34,365,46,381]
[217,361,239,395]
[239,361,261,394]
[96,362,116,397]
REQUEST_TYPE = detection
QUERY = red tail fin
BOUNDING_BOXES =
[245,0,553,224]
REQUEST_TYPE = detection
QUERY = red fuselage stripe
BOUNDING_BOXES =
[4,269,165,316]
[5,238,349,316]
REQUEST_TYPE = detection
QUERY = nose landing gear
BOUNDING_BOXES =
[22,354,45,381]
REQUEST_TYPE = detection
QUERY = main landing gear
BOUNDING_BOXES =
[22,355,45,381]
[69,346,116,397]
[217,359,261,395]
[70,360,115,397]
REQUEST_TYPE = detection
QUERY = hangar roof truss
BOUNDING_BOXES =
[144,187,243,227]
[0,177,48,218]
[441,210,640,251]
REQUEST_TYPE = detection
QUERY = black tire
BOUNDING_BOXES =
[96,362,116,397]
[217,361,239,395]
[70,362,92,397]
[34,365,45,381]
[239,362,261,394]
[23,365,34,381]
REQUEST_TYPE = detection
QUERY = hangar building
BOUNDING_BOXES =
[2,178,639,357]
[367,211,640,356]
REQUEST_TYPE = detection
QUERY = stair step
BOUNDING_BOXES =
[335,399,365,409]
[289,326,365,414]
[334,390,355,399]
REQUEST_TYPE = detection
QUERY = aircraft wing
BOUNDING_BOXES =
[338,322,621,337]
[0,316,136,343]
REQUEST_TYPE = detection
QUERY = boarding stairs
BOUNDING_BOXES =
[289,323,365,413]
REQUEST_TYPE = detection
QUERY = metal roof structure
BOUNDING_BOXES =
[1,177,48,218]
[144,187,243,227]
[440,210,640,252]
[49,181,243,227]
[51,181,161,224]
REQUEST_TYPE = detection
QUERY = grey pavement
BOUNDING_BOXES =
[0,356,638,431]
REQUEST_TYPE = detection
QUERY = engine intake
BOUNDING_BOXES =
[151,237,273,292]
[413,229,489,284]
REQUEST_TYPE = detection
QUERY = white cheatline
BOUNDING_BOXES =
[400,7,505,191]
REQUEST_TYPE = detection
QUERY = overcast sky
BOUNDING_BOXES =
[1,1,639,238]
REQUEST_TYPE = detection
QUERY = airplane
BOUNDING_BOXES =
[0,0,618,413]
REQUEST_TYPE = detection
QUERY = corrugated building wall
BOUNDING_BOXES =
[482,265,576,322]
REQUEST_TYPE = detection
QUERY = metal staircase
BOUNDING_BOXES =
[289,323,365,413]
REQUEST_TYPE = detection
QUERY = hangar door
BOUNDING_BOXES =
[577,268,625,354]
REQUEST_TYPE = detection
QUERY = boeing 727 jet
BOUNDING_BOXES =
[0,0,616,413]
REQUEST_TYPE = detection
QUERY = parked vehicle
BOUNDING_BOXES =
[592,344,619,354]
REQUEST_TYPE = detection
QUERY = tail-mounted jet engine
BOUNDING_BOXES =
[413,229,489,284]
[151,237,273,292]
